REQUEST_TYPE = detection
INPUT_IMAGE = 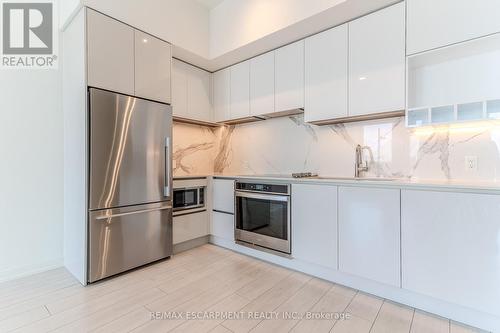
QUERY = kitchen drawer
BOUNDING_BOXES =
[211,211,234,241]
[173,211,209,244]
[212,178,235,214]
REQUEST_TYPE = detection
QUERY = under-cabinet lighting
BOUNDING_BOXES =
[411,120,500,136]
[359,76,367,81]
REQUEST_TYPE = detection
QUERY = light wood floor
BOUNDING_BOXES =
[0,244,487,333]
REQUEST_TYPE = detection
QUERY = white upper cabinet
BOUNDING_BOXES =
[401,190,500,317]
[275,40,305,112]
[305,24,348,122]
[87,9,172,103]
[134,30,172,104]
[186,65,212,122]
[348,2,405,116]
[292,184,338,269]
[230,61,251,119]
[172,60,212,122]
[172,59,189,117]
[250,51,275,116]
[339,186,401,287]
[407,0,500,55]
[406,33,500,127]
[87,9,135,96]
[213,68,231,122]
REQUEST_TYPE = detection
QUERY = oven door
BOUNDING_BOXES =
[235,191,290,254]
[173,188,202,211]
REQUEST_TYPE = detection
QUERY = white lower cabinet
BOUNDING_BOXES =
[402,190,500,316]
[211,211,234,241]
[338,186,401,287]
[212,179,235,241]
[292,184,338,269]
[213,179,235,214]
[173,211,209,245]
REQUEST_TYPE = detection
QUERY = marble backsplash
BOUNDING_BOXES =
[173,115,500,181]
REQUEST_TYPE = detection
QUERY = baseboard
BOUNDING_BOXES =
[174,236,210,254]
[209,236,500,332]
[0,258,64,283]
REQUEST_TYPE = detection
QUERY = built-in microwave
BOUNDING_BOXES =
[173,186,205,212]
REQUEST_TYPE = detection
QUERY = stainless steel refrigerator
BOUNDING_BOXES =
[87,88,173,283]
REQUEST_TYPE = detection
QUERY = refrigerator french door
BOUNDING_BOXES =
[88,88,173,283]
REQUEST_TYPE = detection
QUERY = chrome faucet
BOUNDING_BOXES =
[355,145,369,178]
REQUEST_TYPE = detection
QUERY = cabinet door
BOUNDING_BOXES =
[275,40,304,112]
[402,190,500,316]
[407,0,500,55]
[172,59,189,117]
[250,51,275,116]
[187,66,212,122]
[213,179,234,214]
[349,3,405,116]
[87,9,134,96]
[211,211,234,241]
[305,24,348,122]
[230,61,250,119]
[292,184,338,269]
[339,186,400,287]
[173,211,209,245]
[213,68,231,122]
[134,30,172,104]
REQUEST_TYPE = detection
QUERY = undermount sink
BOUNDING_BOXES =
[312,176,398,182]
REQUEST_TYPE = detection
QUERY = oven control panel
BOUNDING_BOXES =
[236,182,289,194]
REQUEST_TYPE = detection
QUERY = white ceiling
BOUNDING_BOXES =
[195,0,225,10]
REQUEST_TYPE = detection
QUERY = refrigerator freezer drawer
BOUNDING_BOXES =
[88,202,173,283]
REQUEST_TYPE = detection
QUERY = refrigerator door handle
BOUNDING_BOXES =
[95,205,172,220]
[164,137,171,198]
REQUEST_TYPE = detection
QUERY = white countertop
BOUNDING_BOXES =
[212,174,500,194]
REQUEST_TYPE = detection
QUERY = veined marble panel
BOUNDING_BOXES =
[172,122,217,176]
[173,115,500,181]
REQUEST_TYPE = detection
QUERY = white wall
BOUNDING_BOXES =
[83,0,210,58]
[60,0,81,27]
[0,68,63,282]
[209,0,346,58]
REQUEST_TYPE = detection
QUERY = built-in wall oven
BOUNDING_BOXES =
[173,186,205,212]
[235,181,291,255]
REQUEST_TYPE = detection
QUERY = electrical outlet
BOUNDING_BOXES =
[465,156,478,172]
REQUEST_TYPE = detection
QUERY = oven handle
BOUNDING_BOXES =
[235,191,289,202]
